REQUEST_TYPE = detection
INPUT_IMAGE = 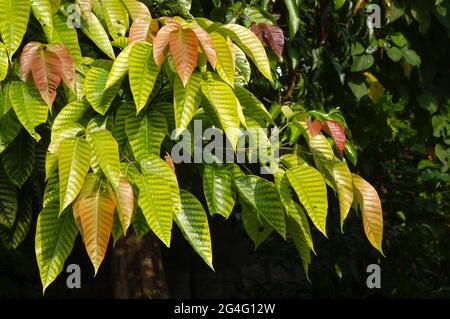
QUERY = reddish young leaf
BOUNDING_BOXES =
[128,16,159,45]
[48,44,75,91]
[249,23,265,43]
[164,152,176,175]
[169,28,199,86]
[153,22,181,66]
[306,117,323,138]
[324,120,346,153]
[30,47,62,107]
[115,175,134,234]
[263,25,284,58]
[20,42,41,81]
[191,27,217,68]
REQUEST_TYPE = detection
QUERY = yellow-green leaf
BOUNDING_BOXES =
[0,0,31,57]
[352,174,384,254]
[9,81,48,141]
[129,42,160,112]
[101,0,129,40]
[203,164,235,219]
[175,189,213,269]
[81,12,115,59]
[242,202,272,250]
[210,32,234,86]
[173,72,202,133]
[58,137,91,214]
[31,0,53,40]
[286,165,328,237]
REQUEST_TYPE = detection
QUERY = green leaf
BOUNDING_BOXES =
[352,174,384,254]
[0,190,32,250]
[286,165,328,237]
[173,72,202,133]
[235,85,272,124]
[283,0,301,38]
[31,0,53,40]
[242,202,273,250]
[386,46,403,62]
[0,84,20,151]
[403,49,421,66]
[351,54,374,72]
[101,0,129,41]
[90,129,121,190]
[2,130,35,187]
[133,156,177,247]
[327,161,353,231]
[0,42,8,81]
[0,167,18,228]
[129,42,160,112]
[85,67,120,115]
[35,172,78,292]
[348,76,368,101]
[201,72,240,150]
[234,44,251,85]
[210,32,234,86]
[131,206,151,238]
[48,100,89,153]
[58,137,91,213]
[105,45,133,89]
[51,12,83,65]
[234,175,286,238]
[125,110,168,162]
[203,164,235,218]
[287,212,312,280]
[81,12,116,59]
[219,24,272,82]
[113,103,134,152]
[9,81,48,141]
[0,0,31,57]
[174,189,214,269]
[274,170,314,252]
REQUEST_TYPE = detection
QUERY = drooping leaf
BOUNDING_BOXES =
[125,110,167,162]
[287,212,312,280]
[84,67,120,115]
[35,172,78,292]
[128,42,160,112]
[306,118,323,138]
[235,86,272,124]
[133,156,177,247]
[203,164,235,218]
[0,167,18,228]
[31,0,53,40]
[101,0,129,41]
[2,130,35,187]
[174,189,213,269]
[287,165,328,237]
[219,24,272,82]
[115,175,134,234]
[81,12,115,59]
[121,0,151,20]
[105,45,133,89]
[0,191,32,250]
[328,161,353,230]
[9,81,48,141]
[29,46,62,107]
[58,137,91,213]
[51,12,83,65]
[234,175,286,238]
[0,42,8,81]
[48,100,89,154]
[201,72,240,150]
[74,174,116,274]
[173,72,202,132]
[90,129,121,190]
[113,103,134,151]
[153,23,181,66]
[352,174,384,254]
[128,16,158,45]
[0,84,22,153]
[0,0,31,57]
[48,44,76,91]
[210,32,234,86]
[191,26,217,68]
[169,28,199,86]
[324,120,346,153]
[241,202,273,250]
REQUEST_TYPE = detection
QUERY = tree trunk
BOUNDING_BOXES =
[111,231,169,299]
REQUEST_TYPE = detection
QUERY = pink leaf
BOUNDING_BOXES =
[153,22,181,66]
[324,120,346,153]
[20,42,42,81]
[191,27,217,68]
[306,117,323,138]
[128,16,159,45]
[48,44,75,91]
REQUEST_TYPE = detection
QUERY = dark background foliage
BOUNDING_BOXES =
[1,0,450,298]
